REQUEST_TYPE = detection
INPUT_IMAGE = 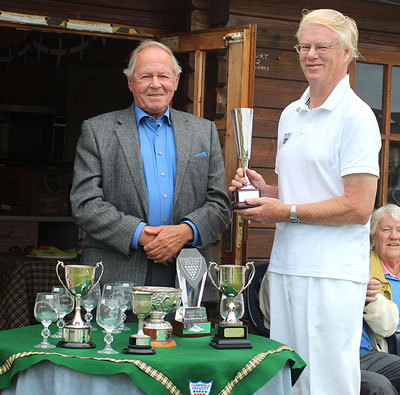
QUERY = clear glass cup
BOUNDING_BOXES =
[34,292,60,348]
[96,296,123,354]
[114,281,134,331]
[101,283,124,334]
[81,282,101,331]
[51,286,74,339]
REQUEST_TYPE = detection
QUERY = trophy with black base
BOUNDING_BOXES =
[56,261,103,349]
[172,249,211,337]
[207,262,255,349]
[231,108,261,209]
[123,290,155,355]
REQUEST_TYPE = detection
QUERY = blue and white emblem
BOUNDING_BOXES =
[189,380,213,395]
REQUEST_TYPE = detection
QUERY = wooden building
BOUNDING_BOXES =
[0,0,399,269]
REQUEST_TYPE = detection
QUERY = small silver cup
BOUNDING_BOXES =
[123,291,155,355]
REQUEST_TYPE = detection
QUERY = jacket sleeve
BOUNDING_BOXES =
[364,293,399,338]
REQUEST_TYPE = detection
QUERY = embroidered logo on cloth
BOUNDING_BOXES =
[189,380,213,395]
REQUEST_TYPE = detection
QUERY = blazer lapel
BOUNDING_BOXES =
[171,108,193,207]
[115,105,148,215]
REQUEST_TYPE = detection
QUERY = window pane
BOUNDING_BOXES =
[355,63,384,130]
[388,142,400,205]
[391,66,400,134]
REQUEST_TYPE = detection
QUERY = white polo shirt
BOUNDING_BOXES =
[269,75,381,283]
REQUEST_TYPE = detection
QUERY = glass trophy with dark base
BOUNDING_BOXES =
[123,291,155,355]
[208,262,255,349]
[172,248,211,337]
[231,108,261,209]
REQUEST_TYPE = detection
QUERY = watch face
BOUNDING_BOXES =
[290,217,300,224]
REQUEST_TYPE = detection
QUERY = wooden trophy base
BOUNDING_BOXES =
[209,323,252,349]
[144,326,176,348]
[172,319,212,338]
[231,188,261,210]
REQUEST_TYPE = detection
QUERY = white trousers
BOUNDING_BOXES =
[269,273,367,395]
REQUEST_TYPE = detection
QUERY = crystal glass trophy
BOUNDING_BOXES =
[56,260,103,348]
[133,286,182,348]
[208,262,255,349]
[172,248,211,337]
[231,108,261,209]
[123,291,155,355]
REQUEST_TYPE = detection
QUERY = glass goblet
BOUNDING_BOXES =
[51,286,74,339]
[81,282,101,331]
[102,283,124,334]
[96,296,123,354]
[114,281,134,331]
[34,292,60,348]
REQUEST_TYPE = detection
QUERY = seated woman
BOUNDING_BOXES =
[360,204,400,394]
[259,203,400,394]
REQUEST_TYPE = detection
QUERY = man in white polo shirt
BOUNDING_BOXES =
[230,9,381,395]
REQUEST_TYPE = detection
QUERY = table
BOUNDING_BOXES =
[0,324,306,394]
[0,253,78,330]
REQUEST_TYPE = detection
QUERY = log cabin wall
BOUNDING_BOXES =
[225,0,400,266]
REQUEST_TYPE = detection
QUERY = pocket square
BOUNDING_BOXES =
[195,152,207,157]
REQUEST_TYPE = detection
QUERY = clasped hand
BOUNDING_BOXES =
[139,223,193,264]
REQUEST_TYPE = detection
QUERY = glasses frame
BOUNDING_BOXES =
[294,43,339,54]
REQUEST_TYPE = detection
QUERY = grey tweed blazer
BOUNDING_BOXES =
[70,104,231,301]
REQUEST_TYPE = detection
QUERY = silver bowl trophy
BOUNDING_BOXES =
[56,261,103,349]
[208,262,255,349]
[172,249,211,337]
[231,108,261,209]
[133,286,182,348]
[123,291,155,355]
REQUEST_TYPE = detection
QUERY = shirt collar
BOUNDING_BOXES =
[134,104,172,126]
[296,74,350,113]
[382,261,400,280]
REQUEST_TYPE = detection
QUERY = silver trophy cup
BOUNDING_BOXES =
[207,262,255,349]
[56,261,103,348]
[231,108,261,209]
[123,291,155,355]
[133,286,182,348]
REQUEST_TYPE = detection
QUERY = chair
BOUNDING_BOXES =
[246,263,270,337]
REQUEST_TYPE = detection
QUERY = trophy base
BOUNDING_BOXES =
[123,345,156,355]
[57,340,96,349]
[123,336,155,355]
[209,323,252,349]
[144,326,176,348]
[231,188,261,210]
[172,319,212,338]
[61,325,92,348]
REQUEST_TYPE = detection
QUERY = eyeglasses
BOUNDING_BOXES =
[294,43,339,54]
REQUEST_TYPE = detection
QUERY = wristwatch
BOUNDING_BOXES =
[289,205,300,224]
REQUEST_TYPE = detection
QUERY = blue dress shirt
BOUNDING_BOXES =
[131,105,199,248]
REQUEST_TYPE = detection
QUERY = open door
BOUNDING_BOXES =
[159,25,257,266]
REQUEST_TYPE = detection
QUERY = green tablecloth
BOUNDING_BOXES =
[0,323,306,394]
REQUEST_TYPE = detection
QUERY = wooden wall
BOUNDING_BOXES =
[226,0,400,265]
[0,1,191,32]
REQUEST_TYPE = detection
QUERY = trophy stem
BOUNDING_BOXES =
[71,295,85,326]
[137,316,145,336]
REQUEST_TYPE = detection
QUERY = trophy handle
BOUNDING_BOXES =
[241,262,255,293]
[56,260,69,290]
[207,262,221,291]
[92,261,104,289]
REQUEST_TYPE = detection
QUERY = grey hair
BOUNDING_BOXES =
[370,204,400,236]
[296,9,360,65]
[123,40,182,78]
